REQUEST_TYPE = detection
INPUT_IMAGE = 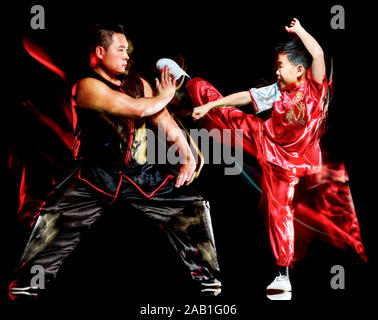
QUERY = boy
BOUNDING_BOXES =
[189,18,328,294]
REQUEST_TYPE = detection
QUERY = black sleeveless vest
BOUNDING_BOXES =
[72,70,164,202]
[74,70,145,167]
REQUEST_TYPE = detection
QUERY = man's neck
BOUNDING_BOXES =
[92,66,122,86]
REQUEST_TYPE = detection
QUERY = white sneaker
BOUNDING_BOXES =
[266,274,292,292]
[156,58,190,80]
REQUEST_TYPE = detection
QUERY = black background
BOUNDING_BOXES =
[1,0,376,317]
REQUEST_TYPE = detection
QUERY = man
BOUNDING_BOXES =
[9,23,221,300]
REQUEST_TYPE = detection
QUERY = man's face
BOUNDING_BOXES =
[100,33,129,75]
[275,53,301,89]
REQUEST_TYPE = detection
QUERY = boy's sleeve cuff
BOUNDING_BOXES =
[249,83,281,114]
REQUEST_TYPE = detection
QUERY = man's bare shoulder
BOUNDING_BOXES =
[74,77,112,110]
[76,77,109,94]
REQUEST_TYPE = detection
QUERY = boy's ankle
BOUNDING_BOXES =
[276,265,289,277]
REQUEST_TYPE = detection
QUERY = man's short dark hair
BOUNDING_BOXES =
[275,38,312,69]
[88,22,125,53]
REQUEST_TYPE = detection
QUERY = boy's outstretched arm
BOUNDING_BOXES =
[285,18,326,83]
[192,91,251,120]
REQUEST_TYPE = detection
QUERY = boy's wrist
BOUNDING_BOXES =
[294,26,306,37]
[294,27,311,47]
[204,102,213,110]
[205,102,215,110]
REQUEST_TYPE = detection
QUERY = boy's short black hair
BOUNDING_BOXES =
[88,22,125,53]
[275,38,312,69]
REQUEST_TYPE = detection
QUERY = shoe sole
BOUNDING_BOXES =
[266,288,291,294]
[266,291,292,300]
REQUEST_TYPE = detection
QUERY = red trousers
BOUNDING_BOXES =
[187,77,298,266]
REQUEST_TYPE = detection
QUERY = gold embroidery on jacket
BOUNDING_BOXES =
[286,91,305,126]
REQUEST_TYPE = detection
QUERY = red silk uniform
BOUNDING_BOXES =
[253,72,327,176]
[187,71,327,266]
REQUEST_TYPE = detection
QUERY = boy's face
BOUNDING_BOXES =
[99,33,130,75]
[275,53,303,89]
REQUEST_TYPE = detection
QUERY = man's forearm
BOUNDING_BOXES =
[136,94,173,118]
[138,65,176,118]
[150,110,195,163]
[166,119,195,163]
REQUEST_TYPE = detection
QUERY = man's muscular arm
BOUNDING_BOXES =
[142,79,196,188]
[74,66,176,118]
